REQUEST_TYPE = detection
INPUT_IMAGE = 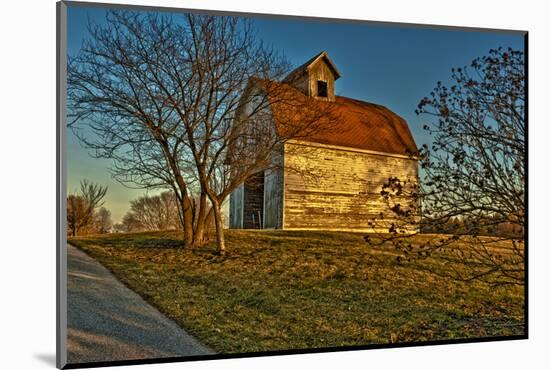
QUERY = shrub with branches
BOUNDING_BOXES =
[367,48,525,286]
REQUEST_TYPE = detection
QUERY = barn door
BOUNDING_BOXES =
[243,172,265,229]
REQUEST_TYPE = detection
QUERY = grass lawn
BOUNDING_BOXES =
[68,230,525,354]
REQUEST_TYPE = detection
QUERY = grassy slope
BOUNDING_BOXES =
[69,230,524,354]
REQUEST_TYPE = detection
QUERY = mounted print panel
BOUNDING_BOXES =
[57,1,527,368]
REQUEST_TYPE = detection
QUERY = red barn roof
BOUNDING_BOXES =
[254,79,418,157]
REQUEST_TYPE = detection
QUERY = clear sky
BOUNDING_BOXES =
[66,4,525,224]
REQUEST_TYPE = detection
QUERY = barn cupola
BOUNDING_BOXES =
[283,51,341,102]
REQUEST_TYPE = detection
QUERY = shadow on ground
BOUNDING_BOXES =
[34,353,56,367]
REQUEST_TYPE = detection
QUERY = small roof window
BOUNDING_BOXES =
[317,80,328,98]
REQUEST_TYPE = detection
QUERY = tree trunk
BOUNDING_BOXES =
[204,209,215,241]
[180,193,194,247]
[212,200,225,254]
[171,168,195,247]
[193,192,208,246]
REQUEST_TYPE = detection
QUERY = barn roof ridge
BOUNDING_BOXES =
[252,77,381,107]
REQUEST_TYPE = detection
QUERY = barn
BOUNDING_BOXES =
[229,51,418,232]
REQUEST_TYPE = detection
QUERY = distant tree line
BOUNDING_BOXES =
[113,191,182,233]
[67,181,196,236]
[420,215,523,239]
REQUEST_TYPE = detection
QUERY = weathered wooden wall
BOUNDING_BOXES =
[283,142,418,232]
[229,184,244,228]
[263,151,284,229]
[308,59,336,102]
[291,73,310,97]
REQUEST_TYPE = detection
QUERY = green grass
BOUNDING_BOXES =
[69,230,525,354]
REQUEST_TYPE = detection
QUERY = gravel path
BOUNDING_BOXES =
[67,244,214,364]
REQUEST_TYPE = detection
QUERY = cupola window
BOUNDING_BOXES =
[317,80,328,98]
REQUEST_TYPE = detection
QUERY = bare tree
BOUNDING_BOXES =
[367,48,525,285]
[119,213,142,233]
[67,179,108,237]
[68,11,331,252]
[95,207,113,234]
[122,191,181,231]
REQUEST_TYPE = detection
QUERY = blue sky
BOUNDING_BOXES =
[66,4,525,223]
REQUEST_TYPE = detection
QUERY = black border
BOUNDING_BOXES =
[63,335,527,369]
[57,1,529,369]
[62,335,527,369]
